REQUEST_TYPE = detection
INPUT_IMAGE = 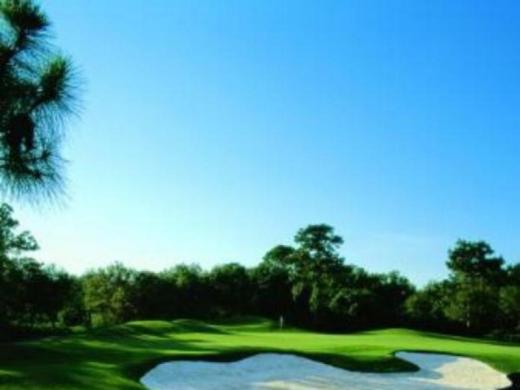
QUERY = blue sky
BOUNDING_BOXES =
[15,0,520,285]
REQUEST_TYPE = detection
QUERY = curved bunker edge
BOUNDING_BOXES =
[136,349,513,389]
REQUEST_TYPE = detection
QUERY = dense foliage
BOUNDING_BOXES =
[0,0,78,201]
[406,241,520,338]
[1,203,519,340]
[0,203,75,334]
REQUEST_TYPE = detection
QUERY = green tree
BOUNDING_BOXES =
[0,203,38,256]
[261,224,347,326]
[405,281,452,328]
[161,264,208,318]
[250,261,292,320]
[370,271,415,326]
[0,0,79,200]
[294,224,344,257]
[327,268,375,329]
[39,265,74,327]
[208,263,251,315]
[447,240,505,283]
[0,202,38,325]
[444,281,499,332]
[506,264,520,285]
[291,224,345,315]
[132,271,171,320]
[82,263,136,326]
[499,285,520,331]
[58,275,86,326]
[444,240,505,332]
[262,245,295,270]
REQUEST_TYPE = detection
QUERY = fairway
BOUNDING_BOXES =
[0,318,519,389]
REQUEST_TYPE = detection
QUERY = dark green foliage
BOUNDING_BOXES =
[207,263,251,315]
[445,240,506,333]
[2,202,519,339]
[499,286,520,331]
[405,281,453,328]
[0,202,38,254]
[131,271,172,320]
[262,245,295,269]
[506,263,520,285]
[444,279,500,332]
[406,240,520,337]
[58,276,86,326]
[294,223,343,255]
[0,203,74,330]
[250,261,292,319]
[258,224,414,330]
[0,0,79,201]
[447,240,505,284]
[160,264,209,318]
[82,262,137,326]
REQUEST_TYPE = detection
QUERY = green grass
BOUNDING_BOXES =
[1,317,519,389]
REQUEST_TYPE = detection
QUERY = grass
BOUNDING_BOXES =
[0,317,519,389]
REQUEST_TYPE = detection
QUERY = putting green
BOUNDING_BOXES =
[0,318,519,389]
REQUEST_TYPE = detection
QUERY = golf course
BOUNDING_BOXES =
[0,317,519,389]
[2,0,520,389]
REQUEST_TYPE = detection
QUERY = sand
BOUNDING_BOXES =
[140,352,512,390]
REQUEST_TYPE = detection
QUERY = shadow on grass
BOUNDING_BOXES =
[207,316,278,331]
[503,372,520,390]
[0,325,218,389]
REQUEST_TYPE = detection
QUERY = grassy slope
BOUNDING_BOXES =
[0,318,519,389]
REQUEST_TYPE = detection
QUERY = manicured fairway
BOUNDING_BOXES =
[0,318,519,389]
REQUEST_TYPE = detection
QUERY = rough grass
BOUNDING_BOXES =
[0,317,519,389]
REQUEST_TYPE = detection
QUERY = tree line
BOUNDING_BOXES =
[1,203,519,341]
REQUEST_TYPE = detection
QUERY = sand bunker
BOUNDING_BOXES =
[141,352,511,389]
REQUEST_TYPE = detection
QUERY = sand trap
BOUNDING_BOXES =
[141,352,511,390]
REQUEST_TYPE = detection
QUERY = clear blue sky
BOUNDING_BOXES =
[15,0,520,285]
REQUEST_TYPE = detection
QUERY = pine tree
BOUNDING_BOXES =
[0,0,78,201]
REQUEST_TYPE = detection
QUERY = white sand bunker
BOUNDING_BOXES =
[141,352,511,390]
